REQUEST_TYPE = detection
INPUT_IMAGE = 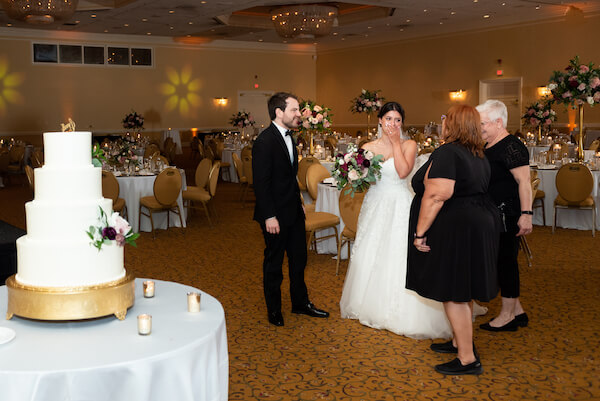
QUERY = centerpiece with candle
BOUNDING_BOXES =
[350,89,384,136]
[521,98,557,144]
[299,100,333,155]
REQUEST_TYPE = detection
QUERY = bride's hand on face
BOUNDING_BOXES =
[384,122,402,144]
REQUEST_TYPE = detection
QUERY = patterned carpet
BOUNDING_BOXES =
[1,174,599,400]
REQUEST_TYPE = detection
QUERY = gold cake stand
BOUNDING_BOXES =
[5,273,135,321]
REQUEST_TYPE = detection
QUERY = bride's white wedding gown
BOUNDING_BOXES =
[339,158,453,339]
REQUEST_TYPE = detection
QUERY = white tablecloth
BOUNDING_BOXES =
[162,130,183,154]
[315,183,349,259]
[0,279,228,401]
[116,169,187,233]
[533,167,600,230]
[221,148,241,183]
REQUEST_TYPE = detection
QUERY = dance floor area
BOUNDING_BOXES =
[1,179,598,400]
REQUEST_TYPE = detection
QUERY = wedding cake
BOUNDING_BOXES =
[16,131,126,288]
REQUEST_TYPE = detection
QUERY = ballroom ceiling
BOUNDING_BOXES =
[1,0,599,49]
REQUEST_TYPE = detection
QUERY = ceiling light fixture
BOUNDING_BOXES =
[271,4,338,39]
[1,0,79,24]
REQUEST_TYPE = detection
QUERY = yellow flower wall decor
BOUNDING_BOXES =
[0,57,25,117]
[159,65,202,117]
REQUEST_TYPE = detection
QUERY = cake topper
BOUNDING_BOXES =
[60,118,76,132]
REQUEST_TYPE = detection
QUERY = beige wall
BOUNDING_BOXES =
[0,35,316,136]
[316,15,600,132]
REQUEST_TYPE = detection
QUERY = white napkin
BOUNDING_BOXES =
[322,177,336,185]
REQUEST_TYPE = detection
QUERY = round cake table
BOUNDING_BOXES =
[0,279,228,401]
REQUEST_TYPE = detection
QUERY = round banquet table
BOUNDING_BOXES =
[116,169,187,233]
[0,278,228,401]
[315,183,349,259]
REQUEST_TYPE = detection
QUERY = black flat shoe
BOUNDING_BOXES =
[515,313,529,327]
[291,302,329,318]
[479,318,518,332]
[435,358,483,375]
[430,340,458,354]
[268,311,284,326]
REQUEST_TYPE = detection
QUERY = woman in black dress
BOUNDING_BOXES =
[407,105,500,375]
[476,100,532,332]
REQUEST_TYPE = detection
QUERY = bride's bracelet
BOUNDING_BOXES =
[414,233,426,239]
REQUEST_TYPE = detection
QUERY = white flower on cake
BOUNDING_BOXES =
[87,207,139,250]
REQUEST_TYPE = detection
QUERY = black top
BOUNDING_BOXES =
[484,134,529,216]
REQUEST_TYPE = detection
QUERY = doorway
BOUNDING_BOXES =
[479,77,523,133]
[238,91,273,134]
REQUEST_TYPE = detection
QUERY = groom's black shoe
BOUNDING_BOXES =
[292,302,329,318]
[268,311,284,326]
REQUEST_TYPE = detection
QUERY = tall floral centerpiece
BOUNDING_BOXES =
[548,56,600,160]
[350,89,384,136]
[229,110,255,138]
[122,110,144,135]
[521,98,557,143]
[299,100,332,155]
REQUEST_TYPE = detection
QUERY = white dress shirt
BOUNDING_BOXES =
[272,121,294,165]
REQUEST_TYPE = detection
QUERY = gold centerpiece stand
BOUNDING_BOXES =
[6,273,135,321]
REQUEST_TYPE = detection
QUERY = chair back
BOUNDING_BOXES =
[242,155,253,185]
[0,152,9,172]
[101,170,120,202]
[531,177,540,202]
[153,168,182,206]
[589,139,599,151]
[208,161,221,197]
[194,158,212,190]
[306,163,332,201]
[298,156,320,189]
[163,136,174,150]
[153,154,169,166]
[241,146,252,160]
[555,163,593,203]
[338,185,367,234]
[9,145,25,164]
[25,165,34,191]
[204,143,216,160]
[144,144,160,158]
[165,141,176,164]
[418,147,435,156]
[214,141,225,161]
[205,139,218,159]
[197,142,205,159]
[530,170,538,180]
[31,149,44,168]
[232,152,244,180]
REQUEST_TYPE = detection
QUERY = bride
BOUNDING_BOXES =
[339,101,453,339]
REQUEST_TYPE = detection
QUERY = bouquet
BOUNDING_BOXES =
[122,110,144,130]
[350,89,384,114]
[300,100,332,132]
[332,144,384,196]
[87,207,139,250]
[229,111,255,128]
[548,56,600,107]
[521,99,557,128]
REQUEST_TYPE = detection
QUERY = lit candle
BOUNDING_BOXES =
[187,292,201,312]
[137,314,152,335]
[143,280,155,298]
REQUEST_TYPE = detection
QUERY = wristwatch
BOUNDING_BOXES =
[521,210,533,215]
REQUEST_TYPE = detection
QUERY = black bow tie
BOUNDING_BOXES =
[285,130,293,137]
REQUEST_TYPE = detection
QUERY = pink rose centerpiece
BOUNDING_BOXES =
[229,110,255,129]
[87,207,139,250]
[521,98,556,130]
[299,100,332,132]
[332,144,384,196]
[122,110,144,131]
[350,89,384,135]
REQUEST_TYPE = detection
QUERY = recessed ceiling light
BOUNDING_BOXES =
[473,0,479,3]
[400,28,404,31]
[451,11,456,15]
[169,10,174,14]
[502,2,506,5]
[186,35,191,37]
[91,14,97,18]
[406,19,411,22]
[188,21,193,25]
[123,23,129,27]
[283,40,287,43]
[386,23,390,26]
[258,39,263,42]
[210,29,215,32]
[367,26,372,29]
[333,32,338,35]
[146,32,151,35]
[313,42,317,45]
[103,29,108,32]
[341,37,345,40]
[200,1,207,3]
[535,5,540,9]
[483,14,490,18]
[75,20,80,23]
[423,9,428,12]
[364,34,368,37]
[169,26,174,30]
[6,23,12,27]
[141,18,148,22]
[439,22,443,25]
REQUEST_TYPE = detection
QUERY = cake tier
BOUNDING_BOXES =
[25,198,113,240]
[16,236,125,288]
[35,165,102,201]
[44,131,92,167]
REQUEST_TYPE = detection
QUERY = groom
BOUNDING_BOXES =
[252,92,329,326]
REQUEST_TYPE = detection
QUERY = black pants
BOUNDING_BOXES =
[497,215,520,298]
[260,215,309,314]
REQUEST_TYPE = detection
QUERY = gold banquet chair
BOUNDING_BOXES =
[144,144,160,159]
[31,149,44,168]
[139,167,184,239]
[304,163,340,253]
[297,156,319,193]
[241,154,254,207]
[101,170,127,220]
[24,165,34,195]
[520,177,540,268]
[531,170,546,225]
[336,185,367,275]
[306,163,331,203]
[231,152,248,200]
[552,163,596,237]
[183,161,221,226]
[589,140,599,151]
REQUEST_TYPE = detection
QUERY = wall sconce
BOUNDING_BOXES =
[537,86,551,97]
[449,89,467,101]
[191,128,198,137]
[213,97,228,106]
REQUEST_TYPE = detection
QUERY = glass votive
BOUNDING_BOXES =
[187,292,201,312]
[137,314,152,335]
[143,280,155,298]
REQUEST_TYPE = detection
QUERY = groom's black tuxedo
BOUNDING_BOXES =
[252,123,308,314]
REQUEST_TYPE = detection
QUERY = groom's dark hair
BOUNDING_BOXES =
[268,92,298,120]
[378,101,406,123]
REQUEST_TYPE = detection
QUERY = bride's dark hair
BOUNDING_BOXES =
[377,101,405,123]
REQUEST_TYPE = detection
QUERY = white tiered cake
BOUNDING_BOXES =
[16,131,126,288]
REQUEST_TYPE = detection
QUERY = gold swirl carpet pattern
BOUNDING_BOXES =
[1,174,599,400]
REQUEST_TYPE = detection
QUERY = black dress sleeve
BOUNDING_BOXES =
[427,145,457,180]
[503,137,529,170]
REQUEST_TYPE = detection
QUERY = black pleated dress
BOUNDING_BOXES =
[406,143,500,303]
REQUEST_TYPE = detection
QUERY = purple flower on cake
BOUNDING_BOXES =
[87,207,139,250]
